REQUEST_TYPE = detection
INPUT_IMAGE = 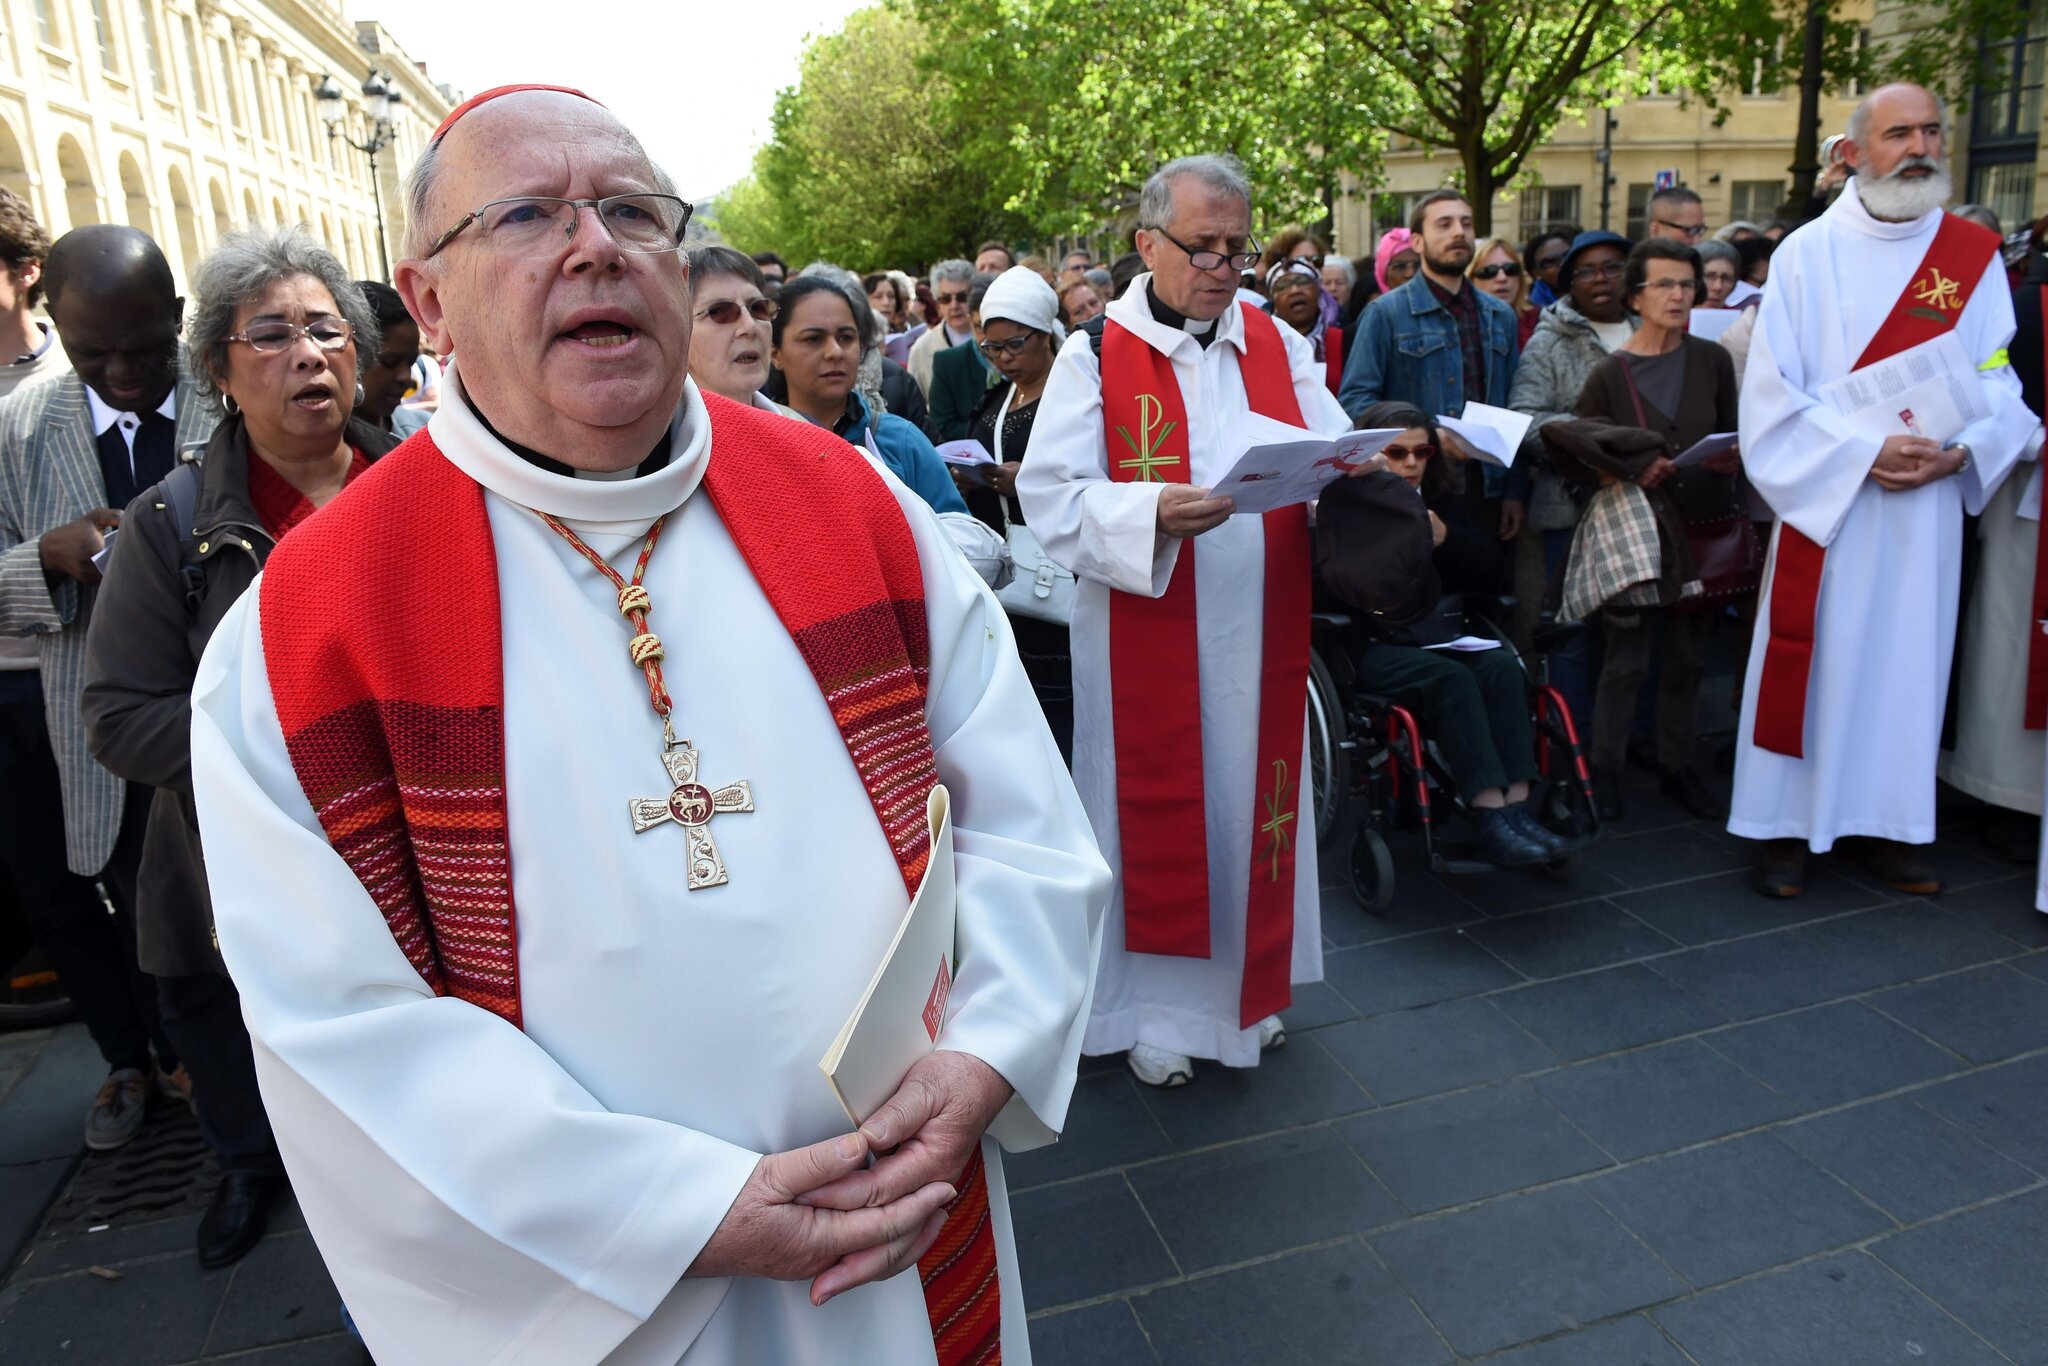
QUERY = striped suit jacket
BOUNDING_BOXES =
[0,368,214,875]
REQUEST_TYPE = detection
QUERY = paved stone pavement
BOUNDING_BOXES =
[5,766,2047,1364]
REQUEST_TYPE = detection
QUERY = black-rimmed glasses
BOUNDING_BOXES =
[1149,225,1262,273]
[424,193,693,259]
[979,335,1039,360]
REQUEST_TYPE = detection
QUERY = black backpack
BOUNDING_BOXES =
[154,460,207,618]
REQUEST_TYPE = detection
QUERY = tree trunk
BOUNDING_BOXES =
[1783,0,1830,217]
[1464,141,1495,236]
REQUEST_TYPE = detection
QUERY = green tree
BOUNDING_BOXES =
[703,6,1020,268]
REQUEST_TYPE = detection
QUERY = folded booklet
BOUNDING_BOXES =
[1209,413,1406,514]
[819,786,958,1127]
[935,439,996,487]
[1435,402,1532,468]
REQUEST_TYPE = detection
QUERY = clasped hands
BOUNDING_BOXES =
[686,1050,1012,1307]
[1870,434,1966,492]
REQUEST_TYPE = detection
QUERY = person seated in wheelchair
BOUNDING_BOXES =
[1337,401,1579,868]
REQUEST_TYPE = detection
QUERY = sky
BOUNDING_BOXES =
[366,1,871,202]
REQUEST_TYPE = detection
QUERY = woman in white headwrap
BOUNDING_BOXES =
[969,265,1075,762]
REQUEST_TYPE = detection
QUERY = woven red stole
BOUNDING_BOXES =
[2027,288,2048,731]
[1102,304,1313,1027]
[1323,324,1345,397]
[1753,212,1999,757]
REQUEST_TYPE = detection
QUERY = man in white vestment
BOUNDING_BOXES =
[188,85,1108,1365]
[1731,83,2038,898]
[1019,155,1350,1089]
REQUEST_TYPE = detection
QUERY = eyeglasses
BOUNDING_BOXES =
[1382,442,1437,460]
[1536,252,1568,270]
[1150,225,1262,272]
[1572,261,1627,282]
[1637,277,1699,295]
[935,290,971,306]
[1652,220,1707,240]
[1475,262,1523,280]
[424,193,693,259]
[695,298,779,325]
[979,334,1039,360]
[226,319,353,353]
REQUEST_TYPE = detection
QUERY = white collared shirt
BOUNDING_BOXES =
[85,385,179,480]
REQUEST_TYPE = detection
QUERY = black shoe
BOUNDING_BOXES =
[1981,809,2041,865]
[1838,837,1943,895]
[1590,769,1624,823]
[1660,767,1726,821]
[1753,838,1808,898]
[1472,806,1553,868]
[1504,802,1584,858]
[197,1171,280,1270]
[1626,737,1661,773]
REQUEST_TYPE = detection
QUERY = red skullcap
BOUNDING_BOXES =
[431,84,603,145]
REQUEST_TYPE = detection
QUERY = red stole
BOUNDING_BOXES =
[1753,212,2000,757]
[258,396,1000,1365]
[1322,324,1345,397]
[2027,288,2048,731]
[1101,303,1312,1028]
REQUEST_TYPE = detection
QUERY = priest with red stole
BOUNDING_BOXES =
[187,86,1108,1364]
[1019,155,1351,1089]
[1732,83,2038,899]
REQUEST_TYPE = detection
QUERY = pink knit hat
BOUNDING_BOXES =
[1373,228,1415,293]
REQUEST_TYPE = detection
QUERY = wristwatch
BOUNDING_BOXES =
[1950,442,1972,475]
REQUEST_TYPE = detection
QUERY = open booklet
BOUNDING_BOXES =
[819,786,958,1127]
[1208,413,1406,514]
[936,439,996,487]
[1435,402,1532,468]
[1817,331,1991,445]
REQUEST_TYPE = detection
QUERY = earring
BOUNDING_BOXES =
[353,381,366,408]
[221,392,240,416]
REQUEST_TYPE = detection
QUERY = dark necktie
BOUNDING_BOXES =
[91,410,177,511]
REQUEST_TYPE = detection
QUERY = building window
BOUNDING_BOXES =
[34,0,60,48]
[89,0,117,71]
[1971,161,2036,226]
[1968,2,2048,226]
[1731,180,1785,222]
[135,0,164,93]
[214,36,240,127]
[1625,183,1654,240]
[1848,27,1873,96]
[179,15,206,112]
[1746,38,1786,97]
[1518,186,1582,239]
[276,75,298,151]
[251,56,272,139]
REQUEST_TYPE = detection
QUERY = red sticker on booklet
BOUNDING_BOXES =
[923,955,953,1042]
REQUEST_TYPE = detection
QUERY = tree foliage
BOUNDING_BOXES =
[705,6,1020,268]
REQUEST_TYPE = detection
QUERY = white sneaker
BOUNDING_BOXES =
[1256,1015,1287,1052]
[1127,1043,1194,1088]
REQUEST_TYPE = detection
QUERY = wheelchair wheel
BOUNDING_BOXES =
[1348,827,1396,912]
[1307,649,1350,849]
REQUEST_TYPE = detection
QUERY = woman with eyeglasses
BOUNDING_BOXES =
[684,245,784,409]
[79,226,395,1269]
[1523,228,1576,310]
[1343,402,1577,867]
[1469,236,1538,346]
[764,275,966,517]
[1558,238,1742,824]
[965,266,1075,759]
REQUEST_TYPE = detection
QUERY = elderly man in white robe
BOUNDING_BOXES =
[188,84,1108,1365]
[1732,82,2039,899]
[1019,155,1350,1088]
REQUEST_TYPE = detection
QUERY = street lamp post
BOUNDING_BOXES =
[316,69,404,280]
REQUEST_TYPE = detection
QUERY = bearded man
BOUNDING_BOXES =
[1733,83,2040,898]
[188,85,1107,1363]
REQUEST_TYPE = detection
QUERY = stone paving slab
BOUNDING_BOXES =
[6,762,2048,1363]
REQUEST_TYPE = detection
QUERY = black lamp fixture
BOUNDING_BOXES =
[314,68,405,279]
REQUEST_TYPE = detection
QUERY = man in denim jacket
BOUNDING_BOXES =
[1339,191,1527,530]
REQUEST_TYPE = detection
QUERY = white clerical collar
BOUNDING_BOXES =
[428,358,709,527]
[1104,272,1247,358]
[1834,177,1941,241]
[86,385,177,436]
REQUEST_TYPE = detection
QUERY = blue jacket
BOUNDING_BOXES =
[1338,274,1524,495]
[827,391,968,516]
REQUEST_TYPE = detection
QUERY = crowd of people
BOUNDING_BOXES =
[0,74,2042,1363]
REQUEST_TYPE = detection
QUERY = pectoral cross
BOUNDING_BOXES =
[630,736,755,890]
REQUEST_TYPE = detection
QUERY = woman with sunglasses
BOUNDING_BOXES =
[1470,236,1538,347]
[684,245,784,410]
[80,226,396,1270]
[1344,402,1577,868]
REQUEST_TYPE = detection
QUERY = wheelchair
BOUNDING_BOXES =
[1305,596,1600,911]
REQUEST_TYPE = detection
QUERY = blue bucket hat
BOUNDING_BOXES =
[1557,230,1631,291]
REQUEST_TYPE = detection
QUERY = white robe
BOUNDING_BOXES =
[189,371,1110,1365]
[1941,462,2046,812]
[1730,186,2037,849]
[1016,277,1351,1066]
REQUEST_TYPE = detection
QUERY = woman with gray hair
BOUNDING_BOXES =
[79,224,397,1271]
[1696,239,1743,307]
